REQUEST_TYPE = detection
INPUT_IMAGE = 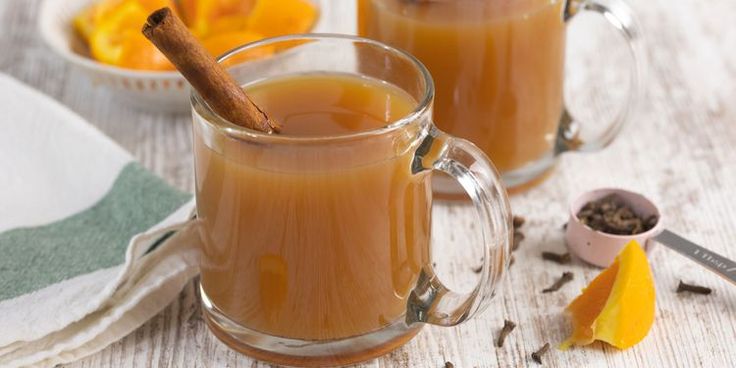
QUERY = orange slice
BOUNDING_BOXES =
[118,33,175,71]
[246,0,318,37]
[89,0,174,70]
[72,6,96,43]
[181,0,256,37]
[89,1,149,66]
[91,0,177,25]
[202,31,272,66]
[207,15,251,35]
[136,0,177,12]
[561,240,655,350]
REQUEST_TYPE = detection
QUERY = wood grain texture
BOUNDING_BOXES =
[2,0,736,367]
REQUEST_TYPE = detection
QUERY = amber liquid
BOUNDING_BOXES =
[194,74,430,341]
[358,0,566,173]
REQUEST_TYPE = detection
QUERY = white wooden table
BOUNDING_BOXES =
[3,0,736,366]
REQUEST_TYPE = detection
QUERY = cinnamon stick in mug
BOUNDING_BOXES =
[142,7,280,133]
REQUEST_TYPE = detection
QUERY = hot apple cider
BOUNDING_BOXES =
[194,74,431,341]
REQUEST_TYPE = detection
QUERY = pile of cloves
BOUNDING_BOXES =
[577,194,658,235]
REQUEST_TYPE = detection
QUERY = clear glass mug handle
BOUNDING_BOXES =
[407,127,513,326]
[556,0,645,153]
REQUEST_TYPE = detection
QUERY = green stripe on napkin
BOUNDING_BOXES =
[0,163,190,301]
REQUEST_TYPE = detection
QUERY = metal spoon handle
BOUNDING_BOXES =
[654,229,736,286]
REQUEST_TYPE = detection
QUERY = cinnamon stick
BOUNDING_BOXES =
[142,8,280,133]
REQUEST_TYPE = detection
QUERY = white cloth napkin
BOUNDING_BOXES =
[0,74,200,367]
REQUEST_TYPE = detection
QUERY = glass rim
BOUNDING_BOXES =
[190,33,435,143]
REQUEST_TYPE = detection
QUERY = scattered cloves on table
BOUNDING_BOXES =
[510,215,526,252]
[513,215,526,229]
[541,251,571,264]
[472,264,482,273]
[542,272,573,293]
[512,231,525,251]
[496,319,516,347]
[444,361,455,368]
[531,343,550,364]
[677,280,712,295]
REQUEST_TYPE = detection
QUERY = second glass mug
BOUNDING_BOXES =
[192,35,513,366]
[358,0,643,193]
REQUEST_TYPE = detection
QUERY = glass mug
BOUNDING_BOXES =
[358,0,643,192]
[192,35,513,366]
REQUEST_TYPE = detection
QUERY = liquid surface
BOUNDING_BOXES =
[359,0,566,172]
[194,74,430,341]
[247,74,415,136]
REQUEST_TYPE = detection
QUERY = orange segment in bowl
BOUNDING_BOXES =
[89,0,174,70]
[72,6,96,43]
[561,240,655,350]
[136,0,178,12]
[89,1,149,66]
[118,33,175,71]
[202,31,273,66]
[92,0,177,25]
[246,0,318,37]
[207,15,251,35]
[181,0,256,37]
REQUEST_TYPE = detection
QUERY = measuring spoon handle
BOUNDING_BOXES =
[654,229,736,286]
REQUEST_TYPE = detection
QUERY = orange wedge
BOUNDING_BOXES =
[561,240,655,350]
[246,0,318,37]
[202,31,272,66]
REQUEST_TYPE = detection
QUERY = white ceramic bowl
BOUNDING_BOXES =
[39,0,190,113]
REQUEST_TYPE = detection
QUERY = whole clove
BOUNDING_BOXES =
[542,272,574,293]
[509,255,515,268]
[511,215,526,252]
[676,280,712,295]
[472,264,482,273]
[444,361,455,368]
[541,251,571,264]
[496,320,517,347]
[576,194,658,235]
[531,343,550,364]
[513,215,526,229]
[512,231,525,251]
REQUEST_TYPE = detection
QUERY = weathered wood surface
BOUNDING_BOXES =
[2,0,736,366]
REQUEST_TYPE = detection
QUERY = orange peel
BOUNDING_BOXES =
[561,240,655,350]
